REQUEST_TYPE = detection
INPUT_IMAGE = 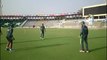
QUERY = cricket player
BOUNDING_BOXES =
[0,26,2,35]
[80,21,89,53]
[40,23,46,40]
[6,24,15,52]
[88,15,94,26]
[0,21,2,35]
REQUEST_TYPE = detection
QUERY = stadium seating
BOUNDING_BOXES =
[1,18,106,29]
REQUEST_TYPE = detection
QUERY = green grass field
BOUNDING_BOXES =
[0,28,106,60]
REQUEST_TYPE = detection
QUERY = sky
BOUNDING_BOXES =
[1,0,106,15]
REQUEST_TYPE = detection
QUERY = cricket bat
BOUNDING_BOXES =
[79,36,82,44]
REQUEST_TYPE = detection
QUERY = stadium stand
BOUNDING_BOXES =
[23,20,36,27]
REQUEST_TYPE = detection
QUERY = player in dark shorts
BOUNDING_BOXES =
[33,25,35,28]
[80,21,89,53]
[6,24,15,52]
[40,23,46,40]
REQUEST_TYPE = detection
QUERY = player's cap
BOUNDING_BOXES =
[42,23,44,25]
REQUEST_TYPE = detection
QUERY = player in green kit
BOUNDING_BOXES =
[40,23,46,40]
[0,20,2,35]
[0,26,2,35]
[5,24,15,52]
[80,21,89,53]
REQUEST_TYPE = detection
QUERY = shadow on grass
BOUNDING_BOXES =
[0,36,72,44]
[16,43,68,52]
[0,39,41,45]
[90,46,107,52]
[45,36,73,40]
[88,36,106,39]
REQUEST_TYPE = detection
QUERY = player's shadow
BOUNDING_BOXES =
[0,36,72,45]
[14,36,71,44]
[89,46,107,52]
[14,39,41,44]
[45,36,74,40]
[15,36,72,44]
[16,43,68,52]
[0,39,41,45]
[88,36,106,39]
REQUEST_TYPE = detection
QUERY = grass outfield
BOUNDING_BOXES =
[0,28,106,60]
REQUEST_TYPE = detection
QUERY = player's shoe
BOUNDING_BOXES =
[86,51,89,53]
[40,37,44,40]
[41,38,44,40]
[80,50,85,53]
[5,48,9,51]
[40,37,42,39]
[9,49,13,53]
